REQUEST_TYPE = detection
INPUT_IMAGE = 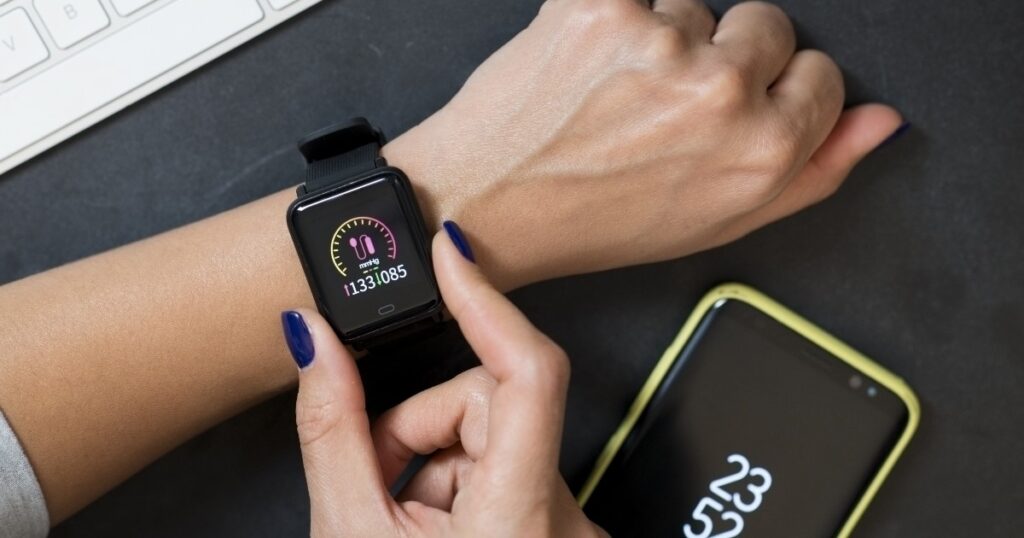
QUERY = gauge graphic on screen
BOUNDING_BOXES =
[330,217,397,277]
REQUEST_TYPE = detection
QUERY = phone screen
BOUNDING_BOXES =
[583,299,909,537]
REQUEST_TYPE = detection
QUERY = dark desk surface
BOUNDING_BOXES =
[1,0,1020,535]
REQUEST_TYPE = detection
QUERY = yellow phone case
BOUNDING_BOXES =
[576,283,920,538]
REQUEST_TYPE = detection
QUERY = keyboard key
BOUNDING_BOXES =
[0,0,264,160]
[34,0,110,49]
[0,8,50,82]
[110,0,156,17]
[268,0,300,9]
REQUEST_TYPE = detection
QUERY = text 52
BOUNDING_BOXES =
[682,454,773,538]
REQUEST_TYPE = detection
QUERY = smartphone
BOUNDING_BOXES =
[577,284,919,537]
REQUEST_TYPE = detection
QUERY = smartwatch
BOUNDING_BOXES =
[286,118,444,350]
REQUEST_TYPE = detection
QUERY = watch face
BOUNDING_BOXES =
[289,173,440,337]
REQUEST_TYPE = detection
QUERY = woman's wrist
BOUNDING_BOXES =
[381,117,527,293]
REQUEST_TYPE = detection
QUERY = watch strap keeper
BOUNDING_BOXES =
[296,117,387,194]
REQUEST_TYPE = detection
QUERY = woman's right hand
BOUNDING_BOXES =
[386,0,905,291]
[287,229,606,537]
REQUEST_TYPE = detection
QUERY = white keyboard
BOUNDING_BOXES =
[0,0,322,175]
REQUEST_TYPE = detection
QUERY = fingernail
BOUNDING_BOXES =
[443,220,475,263]
[877,121,912,149]
[281,311,315,369]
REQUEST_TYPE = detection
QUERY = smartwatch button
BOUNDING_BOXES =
[377,304,396,316]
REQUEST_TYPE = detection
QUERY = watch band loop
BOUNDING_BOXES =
[297,117,388,194]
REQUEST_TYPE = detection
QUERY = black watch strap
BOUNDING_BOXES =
[296,117,388,195]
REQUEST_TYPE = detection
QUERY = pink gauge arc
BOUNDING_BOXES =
[329,216,397,277]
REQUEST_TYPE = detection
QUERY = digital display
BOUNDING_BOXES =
[289,174,439,336]
[584,300,909,537]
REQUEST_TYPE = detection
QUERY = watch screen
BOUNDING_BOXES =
[289,174,439,336]
[584,300,910,537]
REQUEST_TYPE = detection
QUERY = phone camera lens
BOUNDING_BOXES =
[849,375,863,389]
[867,386,878,398]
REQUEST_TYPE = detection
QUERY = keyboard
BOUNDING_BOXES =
[0,0,322,175]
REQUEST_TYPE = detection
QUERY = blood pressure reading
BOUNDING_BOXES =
[330,216,409,297]
[290,174,439,335]
[583,300,909,537]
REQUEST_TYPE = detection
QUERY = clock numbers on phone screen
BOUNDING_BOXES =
[682,454,773,538]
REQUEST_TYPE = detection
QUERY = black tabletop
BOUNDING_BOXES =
[1,0,1019,536]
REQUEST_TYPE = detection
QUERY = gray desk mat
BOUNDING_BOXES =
[0,0,1019,535]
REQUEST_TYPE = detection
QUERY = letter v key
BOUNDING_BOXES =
[0,9,50,82]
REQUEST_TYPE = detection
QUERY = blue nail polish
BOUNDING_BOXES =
[443,220,475,263]
[281,311,315,369]
[878,121,912,149]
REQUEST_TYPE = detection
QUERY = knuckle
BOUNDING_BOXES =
[563,0,643,32]
[466,366,498,391]
[750,1,791,23]
[805,49,841,77]
[523,339,572,393]
[803,49,843,85]
[701,63,753,112]
[726,2,795,51]
[642,26,688,63]
[732,1,790,25]
[736,177,782,210]
[754,149,799,191]
[549,346,572,386]
[562,0,609,22]
[738,171,784,208]
[737,137,801,206]
[295,398,341,447]
[464,368,498,402]
[809,50,846,107]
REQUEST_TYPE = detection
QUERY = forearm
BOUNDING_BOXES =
[0,138,472,524]
[0,189,298,522]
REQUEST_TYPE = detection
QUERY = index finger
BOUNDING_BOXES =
[432,228,571,488]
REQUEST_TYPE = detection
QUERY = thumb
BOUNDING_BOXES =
[798,103,907,196]
[727,103,905,236]
[281,309,394,536]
